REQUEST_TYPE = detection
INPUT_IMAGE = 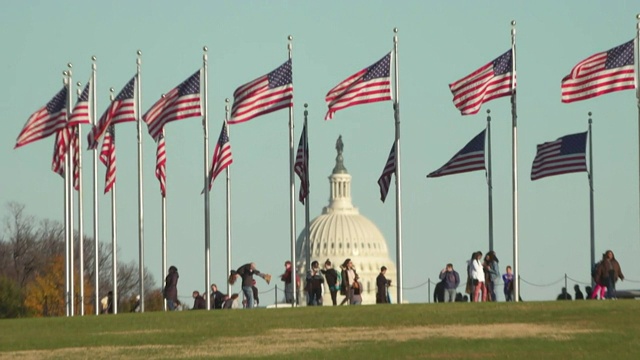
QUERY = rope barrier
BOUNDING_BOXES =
[519,277,564,287]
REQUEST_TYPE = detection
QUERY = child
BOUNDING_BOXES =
[502,265,514,302]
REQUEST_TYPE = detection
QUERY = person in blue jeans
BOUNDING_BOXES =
[439,263,460,302]
[229,263,271,308]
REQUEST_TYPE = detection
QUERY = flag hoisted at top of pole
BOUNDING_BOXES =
[100,125,116,193]
[324,52,392,120]
[530,132,588,181]
[449,49,514,115]
[155,133,166,197]
[294,120,309,204]
[427,130,486,178]
[143,70,202,140]
[205,120,233,191]
[228,59,293,125]
[561,40,635,103]
[377,141,396,203]
[87,77,136,150]
[15,86,68,149]
[69,80,92,126]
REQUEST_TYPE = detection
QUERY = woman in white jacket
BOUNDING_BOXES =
[471,251,486,302]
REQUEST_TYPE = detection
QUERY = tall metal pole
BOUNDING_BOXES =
[225,98,232,297]
[510,20,520,302]
[636,14,640,248]
[67,64,75,316]
[91,56,100,316]
[588,113,595,285]
[63,70,71,317]
[203,47,211,310]
[135,50,145,312]
[109,89,118,315]
[487,109,494,252]
[304,104,311,272]
[288,35,297,307]
[161,127,167,312]
[76,82,85,316]
[393,27,403,304]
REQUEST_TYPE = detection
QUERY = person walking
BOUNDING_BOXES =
[210,284,226,309]
[590,254,607,299]
[306,260,325,306]
[376,266,390,304]
[163,266,179,311]
[339,258,357,305]
[601,250,624,299]
[321,259,340,306]
[439,263,460,303]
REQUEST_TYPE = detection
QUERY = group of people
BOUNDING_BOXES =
[163,251,623,308]
[465,250,510,302]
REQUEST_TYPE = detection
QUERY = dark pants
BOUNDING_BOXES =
[308,288,322,306]
[329,289,338,306]
[605,277,617,299]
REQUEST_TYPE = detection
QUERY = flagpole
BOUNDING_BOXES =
[202,46,211,310]
[91,56,100,316]
[67,64,76,316]
[303,104,310,273]
[76,82,85,316]
[487,109,494,252]
[510,20,520,302]
[636,14,640,248]
[106,89,118,315]
[135,50,145,312]
[63,69,71,317]
[225,98,232,297]
[287,35,297,307]
[588,112,595,284]
[161,127,167,312]
[392,27,403,304]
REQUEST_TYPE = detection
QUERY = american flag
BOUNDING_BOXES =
[88,76,136,150]
[51,127,71,177]
[325,53,391,120]
[155,133,167,197]
[427,130,486,178]
[561,40,635,103]
[71,127,80,190]
[16,86,68,149]
[294,121,309,204]
[377,141,396,203]
[449,49,513,115]
[143,70,202,140]
[531,132,587,181]
[69,80,92,126]
[206,121,233,191]
[100,125,116,193]
[228,59,293,124]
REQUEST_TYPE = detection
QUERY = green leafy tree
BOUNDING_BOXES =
[0,275,25,318]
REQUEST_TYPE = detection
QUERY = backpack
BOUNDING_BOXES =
[591,261,600,279]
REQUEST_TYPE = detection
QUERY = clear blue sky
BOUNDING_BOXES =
[2,1,640,305]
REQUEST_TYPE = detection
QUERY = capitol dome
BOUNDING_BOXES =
[296,136,397,305]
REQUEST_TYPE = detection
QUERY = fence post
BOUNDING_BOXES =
[564,273,568,300]
[427,278,431,303]
[275,284,278,308]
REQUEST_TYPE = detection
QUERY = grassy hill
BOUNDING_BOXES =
[1,300,639,359]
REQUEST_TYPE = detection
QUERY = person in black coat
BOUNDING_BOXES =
[163,266,179,310]
[320,259,340,306]
[376,266,390,304]
[192,291,206,310]
[210,284,226,309]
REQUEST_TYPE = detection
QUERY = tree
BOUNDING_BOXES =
[0,275,25,318]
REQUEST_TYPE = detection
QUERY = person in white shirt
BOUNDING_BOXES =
[471,251,486,302]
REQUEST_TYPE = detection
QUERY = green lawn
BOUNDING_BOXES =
[1,301,639,359]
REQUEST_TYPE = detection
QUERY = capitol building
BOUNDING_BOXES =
[296,136,397,305]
